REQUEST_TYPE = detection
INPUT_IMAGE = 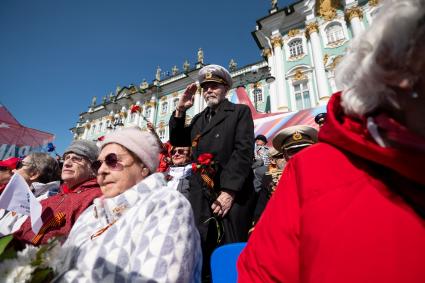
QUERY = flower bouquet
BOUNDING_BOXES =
[0,235,68,283]
[191,153,224,243]
[191,153,217,194]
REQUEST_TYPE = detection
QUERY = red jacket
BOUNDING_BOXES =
[157,142,172,173]
[237,93,425,283]
[14,178,102,245]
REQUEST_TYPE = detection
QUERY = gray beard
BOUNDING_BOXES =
[206,97,220,108]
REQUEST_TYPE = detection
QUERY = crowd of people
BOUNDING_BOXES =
[0,0,424,282]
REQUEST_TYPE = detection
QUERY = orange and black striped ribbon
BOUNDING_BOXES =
[31,212,66,245]
[200,171,214,189]
[90,220,117,240]
[192,134,201,148]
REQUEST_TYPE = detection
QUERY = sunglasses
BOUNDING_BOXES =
[91,153,125,175]
[171,148,189,156]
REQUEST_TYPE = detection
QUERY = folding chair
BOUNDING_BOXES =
[210,242,247,283]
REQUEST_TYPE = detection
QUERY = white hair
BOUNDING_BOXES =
[336,0,425,116]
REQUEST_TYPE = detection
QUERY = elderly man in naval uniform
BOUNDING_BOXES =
[169,64,256,278]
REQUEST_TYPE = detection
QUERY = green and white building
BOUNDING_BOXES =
[71,0,382,142]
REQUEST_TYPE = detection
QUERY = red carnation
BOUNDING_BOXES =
[192,163,198,172]
[130,105,141,113]
[197,153,213,165]
[191,152,217,191]
[97,136,105,141]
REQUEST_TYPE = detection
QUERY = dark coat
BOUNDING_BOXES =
[169,99,256,245]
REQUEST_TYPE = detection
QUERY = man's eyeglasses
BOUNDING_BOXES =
[15,160,33,170]
[63,154,85,164]
[91,153,125,175]
[171,148,189,156]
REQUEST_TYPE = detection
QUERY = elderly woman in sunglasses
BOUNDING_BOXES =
[58,127,201,282]
[165,146,192,199]
[14,140,102,245]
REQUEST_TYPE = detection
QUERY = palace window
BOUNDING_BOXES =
[161,102,168,114]
[294,82,311,110]
[98,122,103,132]
[253,87,263,103]
[173,98,179,110]
[326,23,345,44]
[158,128,166,140]
[288,39,304,57]
[91,125,96,135]
[145,107,152,118]
[130,112,137,123]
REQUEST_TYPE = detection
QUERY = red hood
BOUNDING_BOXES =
[319,92,425,185]
[61,178,99,194]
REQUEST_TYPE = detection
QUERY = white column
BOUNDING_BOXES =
[200,90,206,112]
[194,90,201,114]
[106,112,113,133]
[120,107,127,127]
[136,112,141,126]
[82,120,90,139]
[140,107,146,127]
[150,93,158,124]
[263,48,278,113]
[147,104,155,123]
[346,6,364,38]
[98,118,104,135]
[125,109,131,126]
[134,102,141,125]
[306,22,330,103]
[271,34,289,112]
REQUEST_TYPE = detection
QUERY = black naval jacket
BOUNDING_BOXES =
[169,99,256,244]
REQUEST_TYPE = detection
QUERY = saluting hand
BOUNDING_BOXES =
[177,83,197,111]
[212,190,235,218]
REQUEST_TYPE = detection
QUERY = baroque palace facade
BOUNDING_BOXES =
[71,0,382,142]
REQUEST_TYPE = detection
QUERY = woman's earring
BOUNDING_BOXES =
[411,92,419,99]
[142,167,149,177]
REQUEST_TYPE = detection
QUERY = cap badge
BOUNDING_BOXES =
[205,70,213,79]
[292,131,302,141]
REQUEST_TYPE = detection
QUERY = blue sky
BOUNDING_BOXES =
[0,0,291,154]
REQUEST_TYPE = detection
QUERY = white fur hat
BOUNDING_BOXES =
[101,127,160,173]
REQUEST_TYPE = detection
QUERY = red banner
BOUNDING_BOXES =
[0,104,54,159]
